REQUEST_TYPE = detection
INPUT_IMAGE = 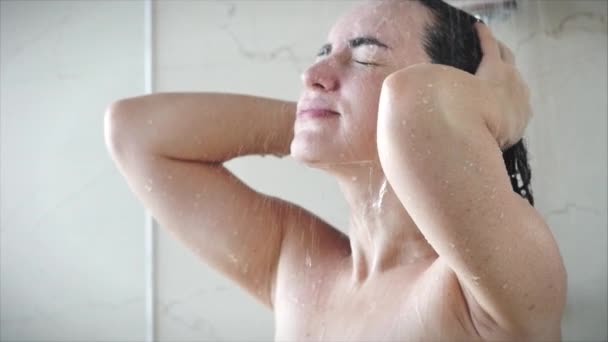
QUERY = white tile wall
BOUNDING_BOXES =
[488,2,607,340]
[1,1,147,341]
[1,0,605,341]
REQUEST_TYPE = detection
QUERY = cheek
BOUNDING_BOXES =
[358,84,383,123]
[344,73,389,134]
[349,100,381,140]
[350,75,384,107]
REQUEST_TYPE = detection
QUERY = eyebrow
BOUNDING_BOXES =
[317,36,391,56]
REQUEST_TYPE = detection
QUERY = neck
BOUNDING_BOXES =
[322,158,438,287]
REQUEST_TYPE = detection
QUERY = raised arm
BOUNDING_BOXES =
[376,25,566,338]
[106,92,295,162]
[104,93,302,309]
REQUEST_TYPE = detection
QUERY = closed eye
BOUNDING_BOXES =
[355,61,379,66]
[317,45,331,57]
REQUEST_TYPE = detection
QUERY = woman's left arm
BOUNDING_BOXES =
[376,23,566,336]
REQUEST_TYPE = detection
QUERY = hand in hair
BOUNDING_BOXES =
[474,22,532,150]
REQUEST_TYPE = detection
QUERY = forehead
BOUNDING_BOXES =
[327,1,431,50]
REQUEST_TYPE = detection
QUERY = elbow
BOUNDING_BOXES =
[377,65,441,158]
[378,64,441,131]
[378,71,413,138]
[104,101,133,160]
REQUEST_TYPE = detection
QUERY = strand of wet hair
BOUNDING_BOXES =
[503,139,534,206]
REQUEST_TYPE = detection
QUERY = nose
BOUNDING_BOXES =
[300,58,340,92]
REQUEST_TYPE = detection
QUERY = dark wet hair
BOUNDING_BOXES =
[415,0,534,206]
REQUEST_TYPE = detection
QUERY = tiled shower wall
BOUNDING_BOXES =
[1,1,606,341]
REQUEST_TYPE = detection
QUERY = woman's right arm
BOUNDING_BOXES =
[103,93,305,310]
[106,92,296,163]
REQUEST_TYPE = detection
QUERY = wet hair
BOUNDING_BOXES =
[415,0,534,206]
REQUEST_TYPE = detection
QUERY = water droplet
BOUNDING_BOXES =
[472,275,481,281]
[490,186,497,199]
[195,193,201,199]
[289,294,301,306]
[369,301,377,311]
[229,253,238,263]
[427,83,433,88]
[502,283,509,289]
[351,176,358,181]
[145,185,152,192]
[465,248,471,253]
[147,119,153,125]
[422,97,429,104]
[167,174,173,180]
[232,230,238,236]
[305,253,312,268]
[499,211,504,219]
[449,243,456,248]
[401,119,407,126]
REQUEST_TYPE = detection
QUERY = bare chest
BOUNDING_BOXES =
[273,260,480,341]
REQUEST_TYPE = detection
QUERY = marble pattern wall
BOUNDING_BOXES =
[1,0,606,341]
[1,1,147,341]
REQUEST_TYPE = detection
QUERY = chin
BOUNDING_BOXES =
[290,126,378,168]
[290,135,340,168]
[290,138,324,165]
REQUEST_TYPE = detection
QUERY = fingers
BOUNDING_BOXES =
[498,41,516,65]
[475,22,516,64]
[475,22,500,60]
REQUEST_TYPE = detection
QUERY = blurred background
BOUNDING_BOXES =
[1,0,606,341]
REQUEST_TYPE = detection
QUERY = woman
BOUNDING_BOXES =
[105,0,566,340]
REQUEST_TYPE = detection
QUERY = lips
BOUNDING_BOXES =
[298,108,340,118]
